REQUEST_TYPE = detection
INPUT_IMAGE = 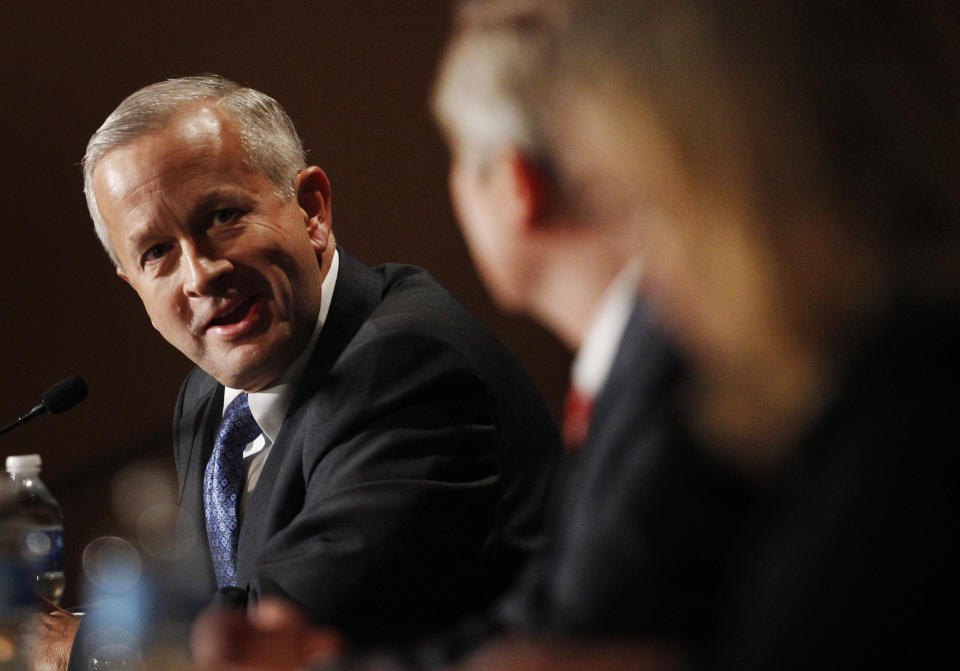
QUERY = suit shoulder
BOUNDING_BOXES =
[352,263,556,429]
[366,263,497,350]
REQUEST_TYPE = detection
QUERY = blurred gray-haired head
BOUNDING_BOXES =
[431,0,569,173]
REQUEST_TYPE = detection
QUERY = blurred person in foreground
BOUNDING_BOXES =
[196,0,959,668]
[27,74,563,671]
[464,0,960,668]
[433,0,749,654]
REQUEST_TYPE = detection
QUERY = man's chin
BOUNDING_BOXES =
[202,344,289,392]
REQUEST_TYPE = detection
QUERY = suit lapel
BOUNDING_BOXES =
[235,249,385,585]
[180,384,222,528]
[587,299,685,454]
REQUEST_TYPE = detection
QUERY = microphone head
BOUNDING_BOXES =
[41,376,89,414]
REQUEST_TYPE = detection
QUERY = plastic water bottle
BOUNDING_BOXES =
[1,481,31,670]
[4,454,65,604]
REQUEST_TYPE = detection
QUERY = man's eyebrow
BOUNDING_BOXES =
[184,189,257,227]
[190,190,244,218]
[125,220,162,257]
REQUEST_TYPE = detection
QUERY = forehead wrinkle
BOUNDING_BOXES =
[105,123,231,209]
[98,128,217,208]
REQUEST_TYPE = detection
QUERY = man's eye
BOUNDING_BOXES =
[212,209,240,225]
[142,243,172,265]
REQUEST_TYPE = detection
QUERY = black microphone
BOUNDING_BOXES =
[0,376,88,438]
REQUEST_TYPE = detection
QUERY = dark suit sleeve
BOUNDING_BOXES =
[246,325,510,645]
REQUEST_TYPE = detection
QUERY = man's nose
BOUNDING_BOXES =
[182,246,233,297]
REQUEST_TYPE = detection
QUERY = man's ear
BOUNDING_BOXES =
[497,148,553,232]
[295,166,333,253]
[116,265,132,287]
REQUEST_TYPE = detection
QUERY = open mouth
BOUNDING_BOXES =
[207,296,256,329]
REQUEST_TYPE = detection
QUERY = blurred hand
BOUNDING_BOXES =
[22,611,80,671]
[452,635,687,671]
[191,597,343,671]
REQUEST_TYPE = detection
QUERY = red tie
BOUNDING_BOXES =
[563,386,594,452]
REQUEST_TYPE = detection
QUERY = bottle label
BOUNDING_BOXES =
[0,556,36,608]
[22,525,64,572]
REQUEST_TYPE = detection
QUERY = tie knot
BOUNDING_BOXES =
[219,393,261,448]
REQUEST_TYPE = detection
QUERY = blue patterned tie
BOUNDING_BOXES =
[203,393,261,588]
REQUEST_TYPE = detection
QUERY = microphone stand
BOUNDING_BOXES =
[0,404,47,438]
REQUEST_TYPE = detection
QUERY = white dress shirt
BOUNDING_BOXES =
[570,255,645,399]
[221,250,340,517]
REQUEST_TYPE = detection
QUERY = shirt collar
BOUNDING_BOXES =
[570,255,644,398]
[222,249,340,440]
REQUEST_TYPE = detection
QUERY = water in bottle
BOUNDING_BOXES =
[4,454,64,604]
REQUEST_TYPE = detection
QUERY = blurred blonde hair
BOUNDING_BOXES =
[557,0,960,295]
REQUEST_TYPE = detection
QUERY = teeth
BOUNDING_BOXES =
[210,298,252,327]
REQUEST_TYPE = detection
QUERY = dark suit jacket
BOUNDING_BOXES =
[173,250,560,642]
[398,302,958,670]
[496,301,959,668]
[390,300,749,668]
[68,250,560,668]
[496,299,750,645]
[706,303,959,670]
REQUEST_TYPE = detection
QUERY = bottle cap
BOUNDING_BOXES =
[6,453,42,473]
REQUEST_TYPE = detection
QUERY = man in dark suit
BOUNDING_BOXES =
[456,1,960,669]
[428,1,748,657]
[27,74,560,671]
[171,248,559,643]
[174,250,555,642]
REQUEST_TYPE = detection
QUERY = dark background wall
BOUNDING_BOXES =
[0,0,568,605]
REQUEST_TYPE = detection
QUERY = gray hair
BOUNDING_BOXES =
[431,0,568,171]
[83,74,307,266]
